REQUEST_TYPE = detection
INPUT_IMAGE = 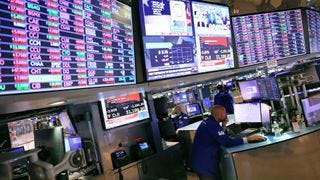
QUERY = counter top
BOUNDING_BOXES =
[224,125,320,154]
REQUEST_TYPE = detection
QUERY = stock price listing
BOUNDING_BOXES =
[0,0,135,95]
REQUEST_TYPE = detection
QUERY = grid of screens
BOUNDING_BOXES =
[301,94,320,125]
[100,92,150,129]
[232,9,306,67]
[139,0,234,81]
[0,0,135,95]
[306,9,320,53]
[238,78,280,101]
[234,102,262,123]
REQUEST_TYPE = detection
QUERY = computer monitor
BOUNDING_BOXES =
[173,92,188,104]
[238,80,261,101]
[186,103,201,116]
[234,102,262,123]
[64,136,83,152]
[7,119,35,151]
[202,97,212,110]
[301,94,320,126]
[59,111,77,135]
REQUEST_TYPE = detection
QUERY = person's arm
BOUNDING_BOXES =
[207,121,243,147]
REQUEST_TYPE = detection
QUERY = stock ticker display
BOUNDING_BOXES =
[232,9,306,67]
[139,0,234,81]
[0,0,135,95]
[307,9,320,53]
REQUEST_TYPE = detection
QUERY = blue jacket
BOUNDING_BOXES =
[214,91,234,114]
[189,116,244,176]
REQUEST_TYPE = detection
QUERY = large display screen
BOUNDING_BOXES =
[100,92,150,129]
[301,94,320,125]
[0,0,135,95]
[306,9,320,53]
[139,0,234,81]
[232,9,306,67]
[238,78,280,101]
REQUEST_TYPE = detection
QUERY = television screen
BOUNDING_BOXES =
[186,103,201,115]
[239,78,280,101]
[173,92,188,104]
[139,0,234,81]
[238,80,261,101]
[66,136,82,151]
[234,102,262,123]
[100,92,150,130]
[0,0,135,95]
[202,97,212,110]
[8,119,35,150]
[232,9,306,67]
[301,94,320,125]
[306,9,320,53]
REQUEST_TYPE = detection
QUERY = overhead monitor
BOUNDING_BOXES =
[238,78,280,101]
[0,0,135,95]
[301,94,320,125]
[232,9,306,67]
[100,92,150,130]
[185,103,201,115]
[306,9,320,53]
[238,80,261,101]
[234,102,262,123]
[139,0,234,81]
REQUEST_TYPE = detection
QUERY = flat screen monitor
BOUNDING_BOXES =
[64,136,82,152]
[301,94,320,125]
[173,92,188,104]
[139,0,234,81]
[186,103,201,115]
[232,9,306,67]
[238,80,261,101]
[306,9,320,53]
[239,78,280,101]
[234,102,262,123]
[100,92,150,130]
[0,0,135,95]
[8,119,35,151]
[202,97,212,110]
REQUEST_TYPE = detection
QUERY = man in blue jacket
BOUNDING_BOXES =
[189,105,264,180]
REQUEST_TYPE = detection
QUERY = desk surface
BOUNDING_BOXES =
[224,125,320,154]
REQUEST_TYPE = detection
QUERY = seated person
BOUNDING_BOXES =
[214,84,234,114]
[170,106,190,130]
[189,105,265,180]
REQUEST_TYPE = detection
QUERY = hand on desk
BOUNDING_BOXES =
[246,134,267,143]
